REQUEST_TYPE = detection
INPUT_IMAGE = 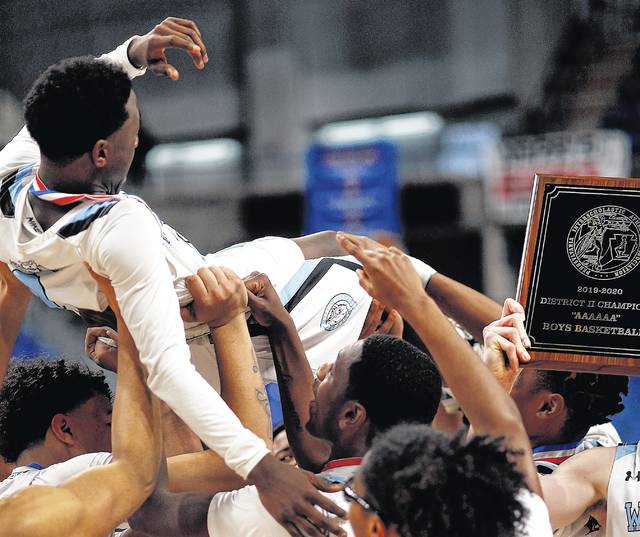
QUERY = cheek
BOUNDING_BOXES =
[348,503,368,537]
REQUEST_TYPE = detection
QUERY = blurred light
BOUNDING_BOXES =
[381,112,443,138]
[315,112,443,145]
[146,138,242,172]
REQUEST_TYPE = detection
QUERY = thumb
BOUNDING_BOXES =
[180,303,196,322]
[306,472,344,493]
[149,60,180,80]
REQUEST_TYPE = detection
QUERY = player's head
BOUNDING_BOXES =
[0,359,112,463]
[510,368,628,446]
[24,56,138,189]
[347,424,527,537]
[272,423,296,466]
[306,334,441,457]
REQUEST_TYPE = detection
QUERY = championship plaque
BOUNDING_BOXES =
[517,174,640,374]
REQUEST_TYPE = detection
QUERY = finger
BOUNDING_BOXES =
[297,503,346,535]
[244,275,265,296]
[283,522,305,537]
[304,485,347,518]
[502,297,525,318]
[185,273,209,300]
[150,33,201,59]
[491,333,519,371]
[336,232,377,265]
[490,312,531,348]
[306,472,344,493]
[486,326,531,362]
[163,20,208,65]
[288,516,322,537]
[148,60,180,80]
[205,265,228,285]
[219,266,241,282]
[196,267,221,293]
[378,309,401,335]
[180,305,196,323]
[361,299,384,337]
[356,269,375,297]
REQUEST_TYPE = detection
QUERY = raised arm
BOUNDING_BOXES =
[0,262,32,383]
[336,232,541,496]
[244,272,332,472]
[540,446,613,529]
[0,270,162,537]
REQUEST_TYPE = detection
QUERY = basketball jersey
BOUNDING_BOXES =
[606,443,640,536]
[0,453,121,537]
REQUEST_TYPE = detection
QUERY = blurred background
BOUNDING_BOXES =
[2,0,640,436]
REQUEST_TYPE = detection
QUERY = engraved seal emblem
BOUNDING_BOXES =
[566,205,640,280]
[321,293,356,331]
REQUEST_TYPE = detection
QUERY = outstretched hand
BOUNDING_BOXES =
[127,17,208,80]
[250,455,346,537]
[359,299,403,339]
[335,231,424,314]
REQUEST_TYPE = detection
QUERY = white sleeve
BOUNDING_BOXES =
[98,36,147,79]
[408,256,437,287]
[82,200,269,478]
[0,126,40,181]
[34,452,113,487]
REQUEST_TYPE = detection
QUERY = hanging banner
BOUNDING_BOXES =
[489,130,631,224]
[305,142,401,235]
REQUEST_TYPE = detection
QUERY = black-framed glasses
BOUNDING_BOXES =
[343,478,385,520]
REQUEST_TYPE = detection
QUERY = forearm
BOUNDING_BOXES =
[426,273,501,342]
[211,315,272,445]
[269,320,331,471]
[167,450,244,494]
[0,263,32,382]
[401,295,527,443]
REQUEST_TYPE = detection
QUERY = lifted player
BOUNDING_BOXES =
[0,18,343,536]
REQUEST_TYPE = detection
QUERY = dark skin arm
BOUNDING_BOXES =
[245,272,332,472]
[337,232,542,497]
[0,262,32,383]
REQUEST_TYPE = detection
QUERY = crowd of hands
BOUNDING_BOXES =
[0,18,549,537]
[69,231,537,537]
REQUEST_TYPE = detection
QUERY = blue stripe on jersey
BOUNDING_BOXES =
[532,440,582,454]
[9,164,34,204]
[616,443,638,460]
[277,259,322,306]
[12,270,60,309]
[57,199,120,238]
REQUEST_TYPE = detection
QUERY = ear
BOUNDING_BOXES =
[368,514,388,537]
[91,140,109,168]
[50,414,75,447]
[538,392,566,417]
[338,401,368,432]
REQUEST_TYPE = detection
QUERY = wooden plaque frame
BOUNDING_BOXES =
[516,174,640,375]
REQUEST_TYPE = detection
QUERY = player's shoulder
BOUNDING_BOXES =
[0,161,38,218]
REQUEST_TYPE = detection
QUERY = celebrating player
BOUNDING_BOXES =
[0,18,343,535]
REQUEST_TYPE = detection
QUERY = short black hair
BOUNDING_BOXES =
[0,359,111,462]
[534,370,628,440]
[361,424,527,537]
[346,334,442,438]
[24,56,131,163]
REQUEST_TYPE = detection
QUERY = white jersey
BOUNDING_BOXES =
[0,453,121,536]
[206,460,358,537]
[606,443,640,536]
[0,40,270,480]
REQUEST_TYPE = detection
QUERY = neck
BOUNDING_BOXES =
[330,435,369,461]
[38,154,112,195]
[16,442,67,469]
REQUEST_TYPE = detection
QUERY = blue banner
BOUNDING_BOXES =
[305,142,400,235]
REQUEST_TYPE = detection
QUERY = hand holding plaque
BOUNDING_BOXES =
[516,174,640,374]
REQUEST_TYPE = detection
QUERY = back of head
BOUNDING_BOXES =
[0,358,111,462]
[24,56,131,163]
[346,334,442,438]
[535,370,628,440]
[361,424,527,537]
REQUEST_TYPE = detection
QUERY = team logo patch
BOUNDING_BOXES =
[566,205,640,280]
[321,293,356,331]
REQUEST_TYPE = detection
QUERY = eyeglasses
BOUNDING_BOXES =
[343,478,385,520]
